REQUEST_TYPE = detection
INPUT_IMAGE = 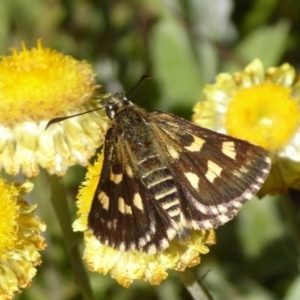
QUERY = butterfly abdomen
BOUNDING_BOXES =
[137,152,182,224]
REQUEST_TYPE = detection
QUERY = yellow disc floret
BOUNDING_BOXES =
[0,40,108,177]
[225,82,300,150]
[0,40,97,125]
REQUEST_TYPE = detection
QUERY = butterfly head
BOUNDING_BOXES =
[103,93,133,119]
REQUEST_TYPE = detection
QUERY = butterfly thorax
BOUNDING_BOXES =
[103,93,134,119]
[104,93,152,146]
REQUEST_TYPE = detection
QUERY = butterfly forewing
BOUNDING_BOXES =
[88,94,271,254]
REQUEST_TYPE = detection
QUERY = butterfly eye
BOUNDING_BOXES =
[106,106,115,119]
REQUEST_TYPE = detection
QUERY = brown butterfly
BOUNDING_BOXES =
[83,93,271,254]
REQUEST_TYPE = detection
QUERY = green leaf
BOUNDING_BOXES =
[223,20,290,73]
[151,15,203,111]
[237,195,284,258]
[242,0,279,30]
[284,275,300,300]
[236,20,290,67]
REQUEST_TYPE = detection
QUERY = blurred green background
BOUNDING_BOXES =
[2,0,300,299]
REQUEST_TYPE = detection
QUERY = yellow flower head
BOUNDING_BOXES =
[0,179,46,299]
[73,153,215,287]
[0,40,109,177]
[192,59,300,195]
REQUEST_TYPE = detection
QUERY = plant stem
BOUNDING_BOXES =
[47,173,95,300]
[178,268,213,300]
[282,190,300,252]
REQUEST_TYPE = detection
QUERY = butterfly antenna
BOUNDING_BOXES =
[126,74,151,97]
[46,107,104,130]
[47,75,150,129]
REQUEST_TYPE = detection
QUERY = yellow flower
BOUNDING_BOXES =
[192,59,300,195]
[0,40,109,177]
[0,179,46,299]
[73,153,216,287]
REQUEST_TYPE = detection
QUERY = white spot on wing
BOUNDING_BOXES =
[217,214,231,224]
[184,136,205,152]
[112,219,118,229]
[160,238,170,250]
[138,237,147,247]
[167,146,179,159]
[150,222,156,234]
[251,184,260,191]
[256,177,265,183]
[119,242,126,251]
[166,227,177,240]
[217,205,229,213]
[192,201,230,216]
[222,141,236,159]
[180,213,187,226]
[199,220,214,229]
[243,191,253,200]
[205,160,223,182]
[147,244,157,254]
[210,207,219,214]
[128,243,136,251]
[98,192,109,210]
[133,193,144,211]
[190,220,199,229]
[184,172,199,189]
[118,197,133,214]
[145,233,151,242]
[126,165,133,177]
[110,172,123,184]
